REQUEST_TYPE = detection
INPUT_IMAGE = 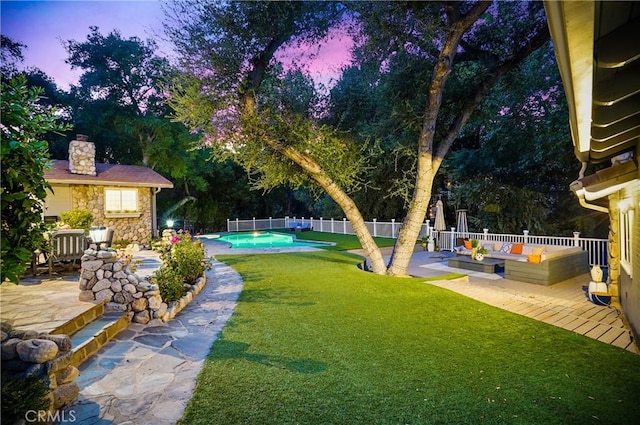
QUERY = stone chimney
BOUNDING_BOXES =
[68,134,96,176]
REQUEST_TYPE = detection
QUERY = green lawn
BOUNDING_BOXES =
[180,251,640,425]
[288,230,397,250]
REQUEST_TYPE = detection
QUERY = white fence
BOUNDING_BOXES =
[227,217,609,266]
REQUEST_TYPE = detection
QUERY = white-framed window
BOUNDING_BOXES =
[620,202,634,277]
[105,188,138,215]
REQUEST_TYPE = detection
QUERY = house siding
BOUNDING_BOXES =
[43,185,73,219]
[69,185,154,245]
[618,181,640,345]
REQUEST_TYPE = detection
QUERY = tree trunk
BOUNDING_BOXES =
[311,172,387,274]
[388,157,435,275]
[161,196,196,222]
[386,3,489,275]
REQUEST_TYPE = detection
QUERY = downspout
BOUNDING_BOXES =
[576,195,609,213]
[152,188,162,238]
[572,162,609,213]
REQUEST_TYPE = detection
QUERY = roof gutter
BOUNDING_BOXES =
[570,159,639,213]
[544,0,595,162]
[47,179,173,189]
[572,186,610,213]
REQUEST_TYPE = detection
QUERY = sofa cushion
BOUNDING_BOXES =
[522,245,534,255]
[491,252,528,261]
[527,254,542,264]
[541,246,582,261]
[464,240,472,249]
[533,247,545,255]
[500,243,513,253]
[510,243,524,255]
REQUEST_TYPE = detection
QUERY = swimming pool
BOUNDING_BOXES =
[217,232,324,249]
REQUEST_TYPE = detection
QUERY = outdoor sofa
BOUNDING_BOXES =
[288,222,313,232]
[455,241,589,285]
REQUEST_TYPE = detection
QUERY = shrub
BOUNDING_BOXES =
[1,76,71,283]
[164,233,211,284]
[59,209,93,232]
[1,372,50,423]
[152,265,186,303]
[111,239,130,249]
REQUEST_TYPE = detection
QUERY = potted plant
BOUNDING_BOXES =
[421,234,435,252]
[474,246,489,261]
[470,239,488,261]
[420,235,429,250]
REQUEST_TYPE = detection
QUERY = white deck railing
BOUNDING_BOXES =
[227,217,609,266]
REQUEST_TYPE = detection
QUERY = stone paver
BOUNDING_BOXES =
[58,242,243,424]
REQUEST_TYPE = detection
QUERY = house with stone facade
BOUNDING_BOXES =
[43,135,173,245]
[545,1,639,349]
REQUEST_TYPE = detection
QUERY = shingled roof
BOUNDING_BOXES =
[45,160,174,189]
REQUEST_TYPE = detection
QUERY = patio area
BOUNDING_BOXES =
[0,249,163,333]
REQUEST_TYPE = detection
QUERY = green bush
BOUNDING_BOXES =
[111,239,130,249]
[1,76,71,283]
[59,209,93,232]
[164,234,212,284]
[152,265,186,303]
[1,372,50,424]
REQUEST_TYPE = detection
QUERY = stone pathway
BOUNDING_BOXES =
[60,249,243,424]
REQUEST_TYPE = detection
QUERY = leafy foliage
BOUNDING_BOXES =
[155,232,211,303]
[64,26,169,112]
[163,233,211,284]
[153,265,185,303]
[59,209,93,231]
[1,372,50,424]
[0,35,26,80]
[1,75,71,282]
[444,45,606,236]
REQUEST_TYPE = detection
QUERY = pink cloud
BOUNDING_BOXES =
[275,27,354,88]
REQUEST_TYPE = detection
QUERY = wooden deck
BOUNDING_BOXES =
[426,273,638,353]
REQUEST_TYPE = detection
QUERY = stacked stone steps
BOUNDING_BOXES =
[51,303,131,368]
[51,302,106,336]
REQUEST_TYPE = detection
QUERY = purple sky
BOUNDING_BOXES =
[1,0,352,90]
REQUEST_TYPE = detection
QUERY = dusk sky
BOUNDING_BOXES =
[1,0,352,90]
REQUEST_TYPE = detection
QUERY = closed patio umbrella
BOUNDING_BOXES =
[434,199,446,231]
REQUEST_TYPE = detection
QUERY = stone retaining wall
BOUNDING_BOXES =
[1,321,80,419]
[79,248,207,324]
[79,249,167,325]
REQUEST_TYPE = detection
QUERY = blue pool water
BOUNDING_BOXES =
[217,232,323,249]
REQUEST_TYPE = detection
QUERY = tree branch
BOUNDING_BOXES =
[418,1,491,154]
[434,21,550,167]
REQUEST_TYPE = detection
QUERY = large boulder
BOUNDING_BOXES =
[16,339,59,363]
